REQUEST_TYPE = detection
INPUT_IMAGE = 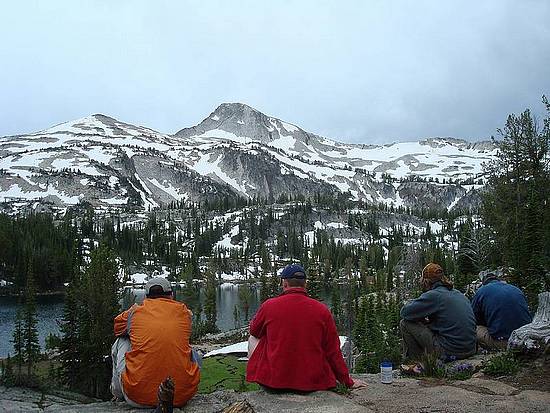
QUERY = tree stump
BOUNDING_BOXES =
[222,399,255,413]
[508,292,550,353]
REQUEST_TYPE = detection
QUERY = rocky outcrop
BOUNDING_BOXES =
[2,372,549,413]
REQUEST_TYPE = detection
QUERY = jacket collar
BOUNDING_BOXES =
[281,287,308,296]
[431,280,446,290]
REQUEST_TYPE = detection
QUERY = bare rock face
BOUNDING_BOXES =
[0,386,370,413]
[352,374,550,413]
[2,372,550,413]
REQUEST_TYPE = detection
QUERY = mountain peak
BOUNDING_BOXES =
[215,102,260,112]
[209,102,269,124]
[175,102,307,145]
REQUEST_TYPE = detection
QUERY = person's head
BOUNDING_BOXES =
[280,263,307,289]
[420,263,453,291]
[145,277,173,299]
[478,269,501,285]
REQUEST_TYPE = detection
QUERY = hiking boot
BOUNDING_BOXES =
[155,376,175,413]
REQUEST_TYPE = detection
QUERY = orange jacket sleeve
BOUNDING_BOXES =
[114,304,137,337]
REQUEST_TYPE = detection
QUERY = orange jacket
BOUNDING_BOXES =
[114,298,200,406]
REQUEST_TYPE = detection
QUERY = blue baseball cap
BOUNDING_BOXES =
[280,264,306,279]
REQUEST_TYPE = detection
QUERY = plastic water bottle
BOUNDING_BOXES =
[380,361,393,384]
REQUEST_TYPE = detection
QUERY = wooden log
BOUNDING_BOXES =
[222,399,255,413]
[508,292,550,353]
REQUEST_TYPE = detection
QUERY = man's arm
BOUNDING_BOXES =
[400,291,439,321]
[323,312,354,388]
[114,304,137,337]
[471,291,485,325]
[249,303,267,339]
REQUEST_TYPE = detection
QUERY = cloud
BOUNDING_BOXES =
[0,0,548,143]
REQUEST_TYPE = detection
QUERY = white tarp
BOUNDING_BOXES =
[204,336,348,359]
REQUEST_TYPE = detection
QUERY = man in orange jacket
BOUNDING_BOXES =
[111,277,200,409]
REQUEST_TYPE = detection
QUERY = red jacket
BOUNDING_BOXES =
[246,287,354,391]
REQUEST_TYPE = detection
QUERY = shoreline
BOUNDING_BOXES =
[0,290,66,298]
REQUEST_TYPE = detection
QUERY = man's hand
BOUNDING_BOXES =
[351,379,367,389]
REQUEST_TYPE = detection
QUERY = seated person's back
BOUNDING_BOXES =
[400,263,476,359]
[113,278,200,407]
[246,264,354,392]
[472,275,532,340]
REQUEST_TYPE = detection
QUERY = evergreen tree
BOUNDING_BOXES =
[306,262,322,301]
[233,304,241,328]
[67,245,120,398]
[260,241,271,274]
[238,284,252,321]
[259,273,270,303]
[353,298,367,350]
[11,308,24,378]
[330,285,342,331]
[22,264,40,378]
[483,99,550,304]
[268,273,281,298]
[203,269,218,332]
[1,354,15,387]
[59,274,81,388]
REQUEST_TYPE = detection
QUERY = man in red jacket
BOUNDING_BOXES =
[246,264,364,392]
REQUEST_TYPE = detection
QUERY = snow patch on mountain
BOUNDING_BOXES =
[0,103,497,212]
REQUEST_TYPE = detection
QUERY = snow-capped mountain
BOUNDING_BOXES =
[0,103,497,211]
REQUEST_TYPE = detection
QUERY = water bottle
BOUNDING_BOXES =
[380,361,393,384]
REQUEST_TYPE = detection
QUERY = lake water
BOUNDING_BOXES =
[0,294,65,359]
[0,283,337,358]
[0,284,263,358]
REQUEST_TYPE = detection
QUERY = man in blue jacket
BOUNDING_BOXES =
[471,270,532,350]
[400,263,476,360]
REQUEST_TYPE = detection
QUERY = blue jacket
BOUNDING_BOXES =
[471,280,532,340]
[400,282,476,356]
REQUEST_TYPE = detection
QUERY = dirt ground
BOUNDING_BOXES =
[500,355,550,392]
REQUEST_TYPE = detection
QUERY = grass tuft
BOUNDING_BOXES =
[484,352,520,376]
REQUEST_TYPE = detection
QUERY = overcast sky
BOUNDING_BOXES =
[1,1,549,143]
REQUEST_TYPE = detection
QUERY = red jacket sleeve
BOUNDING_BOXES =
[250,302,267,338]
[113,304,137,337]
[323,311,354,387]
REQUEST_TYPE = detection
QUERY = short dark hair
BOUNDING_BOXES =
[146,285,173,298]
[285,278,306,287]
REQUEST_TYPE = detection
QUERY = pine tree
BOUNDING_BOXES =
[483,99,550,304]
[353,298,367,350]
[71,245,121,398]
[238,284,252,322]
[306,263,322,301]
[11,307,24,378]
[268,273,280,298]
[204,269,218,332]
[22,264,40,378]
[330,285,342,331]
[233,304,241,328]
[59,274,81,388]
[1,354,15,387]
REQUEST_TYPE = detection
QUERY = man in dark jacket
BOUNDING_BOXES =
[246,264,365,391]
[400,263,476,360]
[471,270,532,350]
